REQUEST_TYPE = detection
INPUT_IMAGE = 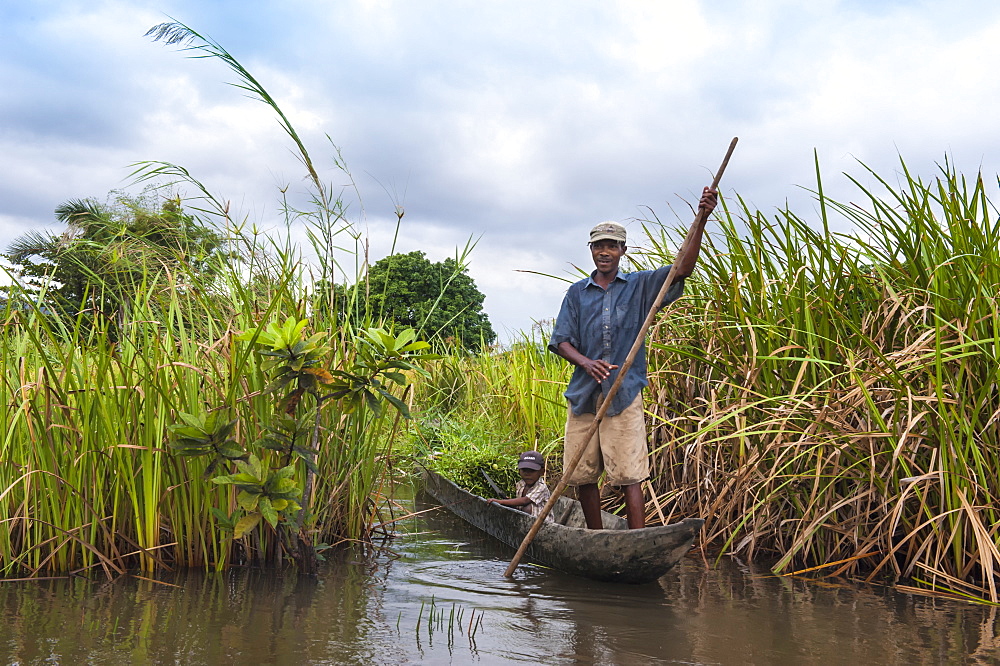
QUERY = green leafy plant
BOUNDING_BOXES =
[328,327,433,416]
[170,316,438,569]
[212,454,302,538]
[168,411,244,477]
[412,416,525,497]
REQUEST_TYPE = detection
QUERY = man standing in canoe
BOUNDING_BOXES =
[547,187,718,530]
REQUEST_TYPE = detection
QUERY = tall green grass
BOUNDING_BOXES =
[0,210,440,575]
[0,20,447,577]
[425,157,1000,602]
[631,158,1000,601]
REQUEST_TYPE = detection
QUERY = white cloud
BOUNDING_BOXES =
[4,0,1000,342]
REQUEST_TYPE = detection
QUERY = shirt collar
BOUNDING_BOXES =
[585,269,630,289]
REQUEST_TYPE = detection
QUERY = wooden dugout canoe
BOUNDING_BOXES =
[421,469,704,584]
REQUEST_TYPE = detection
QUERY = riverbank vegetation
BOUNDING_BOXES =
[3,19,999,607]
[0,208,442,576]
[418,159,1000,603]
[0,21,447,578]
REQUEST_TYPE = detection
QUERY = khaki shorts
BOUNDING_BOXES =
[563,393,649,486]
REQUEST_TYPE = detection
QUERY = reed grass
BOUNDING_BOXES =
[0,19,448,577]
[424,156,1000,602]
[627,158,1000,601]
[0,208,442,575]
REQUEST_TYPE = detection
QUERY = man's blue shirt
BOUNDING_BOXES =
[547,265,684,417]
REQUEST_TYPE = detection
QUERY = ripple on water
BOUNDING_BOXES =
[1,491,999,664]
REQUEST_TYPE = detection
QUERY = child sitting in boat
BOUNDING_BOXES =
[487,451,554,522]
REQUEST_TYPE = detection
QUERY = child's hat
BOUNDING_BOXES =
[518,451,544,470]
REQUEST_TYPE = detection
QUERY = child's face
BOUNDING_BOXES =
[519,467,543,485]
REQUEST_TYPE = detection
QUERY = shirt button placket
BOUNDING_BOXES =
[602,289,612,363]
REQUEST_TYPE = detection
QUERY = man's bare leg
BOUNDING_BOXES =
[577,483,604,529]
[624,483,646,529]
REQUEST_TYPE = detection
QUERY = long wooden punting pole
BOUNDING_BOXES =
[504,137,738,578]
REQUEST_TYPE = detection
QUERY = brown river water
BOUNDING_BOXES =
[2,483,999,665]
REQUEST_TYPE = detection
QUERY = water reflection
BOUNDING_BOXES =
[1,488,999,664]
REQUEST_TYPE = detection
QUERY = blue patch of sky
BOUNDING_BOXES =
[1,72,138,149]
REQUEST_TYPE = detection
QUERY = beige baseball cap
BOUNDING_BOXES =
[589,221,626,244]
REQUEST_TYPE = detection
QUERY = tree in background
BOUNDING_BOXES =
[3,190,230,322]
[342,250,496,351]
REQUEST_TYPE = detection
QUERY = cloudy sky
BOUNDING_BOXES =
[4,1,1000,341]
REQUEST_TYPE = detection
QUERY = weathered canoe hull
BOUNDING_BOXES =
[421,469,704,584]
